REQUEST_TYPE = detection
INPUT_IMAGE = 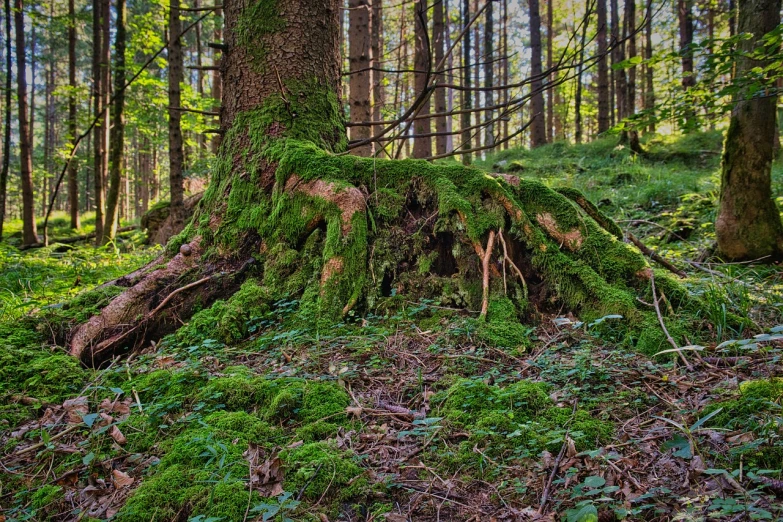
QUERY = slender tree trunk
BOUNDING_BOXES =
[92,0,105,243]
[68,0,79,229]
[14,0,38,245]
[105,0,126,242]
[678,0,697,131]
[483,0,494,149]
[371,0,384,153]
[546,0,554,141]
[433,0,448,156]
[169,0,185,229]
[412,0,431,158]
[502,0,508,147]
[211,8,223,153]
[729,0,736,37]
[528,0,547,147]
[0,0,11,239]
[460,0,472,163]
[348,0,372,156]
[645,0,655,133]
[625,0,636,117]
[717,0,783,260]
[575,7,590,143]
[611,0,627,122]
[597,0,610,134]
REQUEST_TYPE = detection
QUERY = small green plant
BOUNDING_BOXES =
[249,491,301,522]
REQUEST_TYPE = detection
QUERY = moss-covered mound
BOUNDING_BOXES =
[433,378,612,474]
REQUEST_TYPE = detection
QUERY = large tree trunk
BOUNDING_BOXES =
[433,0,448,156]
[67,0,79,230]
[349,0,372,156]
[168,0,185,231]
[412,0,431,158]
[596,0,610,134]
[70,0,673,369]
[528,0,547,147]
[460,0,472,163]
[0,0,11,240]
[15,0,38,246]
[716,0,783,261]
[105,0,126,242]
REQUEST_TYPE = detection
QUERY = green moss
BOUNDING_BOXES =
[177,279,271,344]
[30,484,62,510]
[279,441,367,502]
[705,378,783,429]
[235,0,285,70]
[473,297,531,350]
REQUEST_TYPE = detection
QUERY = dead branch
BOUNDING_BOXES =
[650,272,693,370]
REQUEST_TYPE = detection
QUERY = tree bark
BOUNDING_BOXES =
[716,0,783,261]
[528,0,547,147]
[645,0,655,133]
[611,0,627,122]
[546,0,554,141]
[460,0,472,163]
[68,0,79,229]
[211,7,223,153]
[92,0,105,244]
[168,0,185,231]
[371,0,384,152]
[349,0,372,156]
[678,0,697,131]
[0,0,11,239]
[597,0,610,134]
[625,0,636,117]
[483,0,494,149]
[105,0,126,242]
[412,0,431,158]
[14,0,38,246]
[433,0,448,156]
[574,7,590,143]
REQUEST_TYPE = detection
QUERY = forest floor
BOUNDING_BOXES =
[2,132,783,522]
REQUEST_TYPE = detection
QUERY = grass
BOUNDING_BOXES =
[2,132,783,521]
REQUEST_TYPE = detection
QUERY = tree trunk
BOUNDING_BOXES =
[501,0,509,148]
[546,0,554,141]
[433,0,448,156]
[625,0,636,117]
[70,0,673,373]
[483,0,494,149]
[105,0,126,242]
[460,0,472,163]
[611,0,627,123]
[597,0,610,134]
[528,0,547,147]
[716,0,783,261]
[14,0,38,246]
[67,0,79,229]
[348,0,372,156]
[574,7,590,143]
[211,8,223,153]
[0,0,11,240]
[645,0,655,133]
[678,0,697,131]
[371,0,384,153]
[92,0,105,244]
[412,0,431,158]
[168,0,185,231]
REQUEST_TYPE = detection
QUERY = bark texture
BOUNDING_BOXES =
[68,0,80,230]
[168,0,185,230]
[528,0,547,147]
[716,0,783,261]
[348,0,372,156]
[596,0,610,134]
[14,0,38,246]
[0,0,11,239]
[105,0,126,242]
[433,0,448,156]
[412,0,431,158]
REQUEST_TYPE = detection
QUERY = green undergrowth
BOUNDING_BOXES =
[431,378,612,476]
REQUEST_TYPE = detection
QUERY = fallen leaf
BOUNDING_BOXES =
[346,406,363,418]
[245,443,285,497]
[99,398,131,417]
[111,470,134,488]
[109,425,127,445]
[63,397,89,424]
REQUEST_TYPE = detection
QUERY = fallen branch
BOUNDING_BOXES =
[650,272,693,370]
[479,230,496,320]
[627,232,687,278]
[18,226,136,250]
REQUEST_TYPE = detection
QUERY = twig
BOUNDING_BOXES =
[626,232,687,278]
[650,272,693,370]
[148,276,212,317]
[539,403,578,514]
[14,425,82,456]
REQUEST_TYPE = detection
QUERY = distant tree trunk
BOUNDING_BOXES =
[501,0,509,148]
[412,0,431,158]
[483,0,494,149]
[625,0,636,116]
[678,0,697,131]
[645,0,655,133]
[472,0,480,152]
[14,0,38,245]
[371,0,385,152]
[210,8,223,153]
[0,0,11,239]
[716,0,783,261]
[105,0,126,242]
[546,0,554,141]
[528,0,547,147]
[349,0,372,156]
[433,0,448,156]
[68,0,79,229]
[597,0,610,134]
[611,0,627,122]
[460,0,472,163]
[574,7,590,143]
[92,0,105,243]
[169,0,185,230]
[729,0,736,36]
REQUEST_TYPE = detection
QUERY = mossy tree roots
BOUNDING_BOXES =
[70,130,667,366]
